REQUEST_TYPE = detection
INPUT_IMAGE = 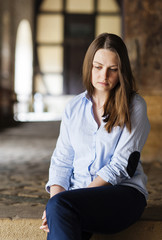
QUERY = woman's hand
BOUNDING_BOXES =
[40,185,65,232]
[40,210,49,233]
[87,176,111,188]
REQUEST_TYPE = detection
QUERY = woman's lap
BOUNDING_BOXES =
[46,185,146,239]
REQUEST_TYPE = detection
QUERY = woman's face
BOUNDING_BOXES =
[91,49,119,95]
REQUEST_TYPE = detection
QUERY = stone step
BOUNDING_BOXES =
[0,218,162,240]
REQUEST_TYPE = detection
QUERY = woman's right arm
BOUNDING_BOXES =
[40,104,74,232]
[46,103,74,192]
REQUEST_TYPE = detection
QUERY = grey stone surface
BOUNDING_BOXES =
[0,122,162,220]
[0,122,60,219]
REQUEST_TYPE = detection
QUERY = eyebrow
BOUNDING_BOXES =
[93,61,118,67]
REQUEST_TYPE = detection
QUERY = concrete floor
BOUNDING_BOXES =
[0,121,162,221]
[0,122,60,219]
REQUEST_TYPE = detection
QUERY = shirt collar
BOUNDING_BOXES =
[82,90,92,103]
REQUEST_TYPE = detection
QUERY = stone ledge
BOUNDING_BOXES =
[0,218,162,240]
[0,219,47,240]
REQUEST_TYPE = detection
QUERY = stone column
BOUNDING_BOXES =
[124,0,162,95]
[123,0,162,162]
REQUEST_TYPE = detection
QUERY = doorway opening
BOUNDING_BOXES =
[14,19,33,121]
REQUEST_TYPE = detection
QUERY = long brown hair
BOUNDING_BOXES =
[82,33,137,133]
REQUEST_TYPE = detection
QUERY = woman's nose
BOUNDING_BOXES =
[101,69,109,80]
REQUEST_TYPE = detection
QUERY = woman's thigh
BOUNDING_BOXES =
[53,185,146,234]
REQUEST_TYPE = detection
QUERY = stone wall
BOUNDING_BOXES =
[124,0,162,95]
[0,0,35,127]
[124,0,162,162]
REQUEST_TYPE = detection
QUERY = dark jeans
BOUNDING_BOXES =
[46,185,146,240]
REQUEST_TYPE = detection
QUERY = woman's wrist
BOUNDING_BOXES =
[50,185,65,198]
[87,176,111,188]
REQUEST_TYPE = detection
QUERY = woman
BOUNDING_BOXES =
[40,33,150,240]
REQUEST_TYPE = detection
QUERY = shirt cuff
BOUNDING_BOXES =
[97,170,116,185]
[45,177,70,193]
[97,165,123,186]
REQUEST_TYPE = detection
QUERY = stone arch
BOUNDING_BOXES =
[14,19,33,116]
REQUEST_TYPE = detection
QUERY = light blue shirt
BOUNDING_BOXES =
[46,91,150,199]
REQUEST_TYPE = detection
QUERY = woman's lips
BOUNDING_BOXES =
[98,82,109,86]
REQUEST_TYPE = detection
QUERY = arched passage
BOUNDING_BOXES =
[14,19,33,119]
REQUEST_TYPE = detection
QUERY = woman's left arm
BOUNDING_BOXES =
[96,96,150,186]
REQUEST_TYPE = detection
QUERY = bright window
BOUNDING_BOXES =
[96,15,121,36]
[97,0,120,12]
[15,20,33,96]
[38,46,63,72]
[40,0,63,12]
[66,0,94,13]
[37,15,64,43]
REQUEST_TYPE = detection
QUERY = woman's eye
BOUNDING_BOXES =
[110,68,118,72]
[95,66,102,70]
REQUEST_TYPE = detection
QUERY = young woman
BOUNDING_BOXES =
[40,33,150,240]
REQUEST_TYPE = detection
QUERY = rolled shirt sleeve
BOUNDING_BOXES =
[97,95,150,185]
[46,103,74,193]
